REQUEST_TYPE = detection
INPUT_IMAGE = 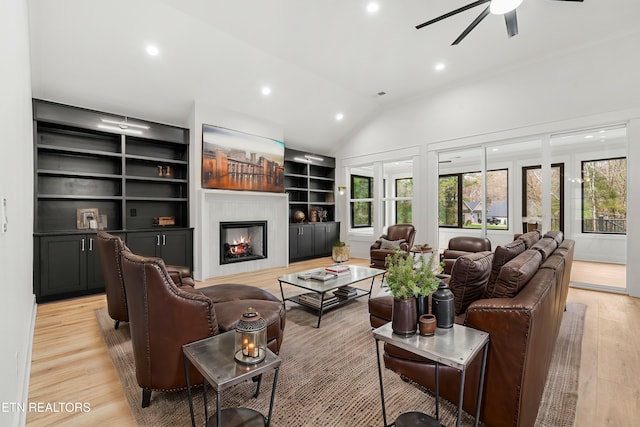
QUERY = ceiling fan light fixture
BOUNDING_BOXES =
[489,0,523,15]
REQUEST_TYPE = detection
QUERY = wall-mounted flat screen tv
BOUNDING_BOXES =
[202,124,285,193]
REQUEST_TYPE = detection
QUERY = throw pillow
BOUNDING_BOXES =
[486,240,526,296]
[380,238,405,250]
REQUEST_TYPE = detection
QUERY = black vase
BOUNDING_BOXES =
[416,294,429,319]
[432,281,454,329]
[391,297,417,337]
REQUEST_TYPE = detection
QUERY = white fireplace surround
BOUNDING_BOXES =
[194,189,289,280]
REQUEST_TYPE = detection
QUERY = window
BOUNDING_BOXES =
[581,157,627,234]
[438,174,459,227]
[438,169,509,229]
[395,178,413,224]
[522,164,564,231]
[350,174,373,228]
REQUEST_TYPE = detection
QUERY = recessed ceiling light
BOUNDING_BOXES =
[261,86,271,96]
[435,62,446,71]
[367,2,379,14]
[146,45,159,56]
[584,135,594,139]
[335,113,344,121]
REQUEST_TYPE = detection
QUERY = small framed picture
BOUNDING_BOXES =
[77,208,100,230]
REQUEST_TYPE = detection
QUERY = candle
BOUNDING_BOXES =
[248,343,255,358]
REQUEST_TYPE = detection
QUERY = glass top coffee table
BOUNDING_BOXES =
[278,265,385,328]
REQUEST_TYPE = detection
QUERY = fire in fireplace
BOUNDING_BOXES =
[220,221,267,264]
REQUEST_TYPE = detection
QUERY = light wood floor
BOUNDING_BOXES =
[27,258,639,426]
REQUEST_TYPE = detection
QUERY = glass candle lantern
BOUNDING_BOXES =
[234,307,267,365]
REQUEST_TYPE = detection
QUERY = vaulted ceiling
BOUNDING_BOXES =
[27,0,640,153]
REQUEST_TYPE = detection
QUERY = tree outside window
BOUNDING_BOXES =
[582,157,626,234]
[395,178,413,224]
[351,175,373,228]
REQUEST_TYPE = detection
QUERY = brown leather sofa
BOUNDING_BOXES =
[370,224,416,268]
[440,236,492,275]
[120,251,286,408]
[370,230,574,427]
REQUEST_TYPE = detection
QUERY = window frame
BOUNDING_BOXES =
[521,163,565,232]
[438,168,509,229]
[580,156,627,235]
[350,174,374,228]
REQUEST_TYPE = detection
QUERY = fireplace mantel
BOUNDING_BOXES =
[194,189,288,280]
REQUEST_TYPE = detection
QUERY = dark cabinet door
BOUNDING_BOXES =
[125,231,161,258]
[38,235,87,296]
[126,229,192,268]
[160,230,193,269]
[299,224,315,259]
[289,224,315,261]
[314,222,340,256]
[86,235,105,290]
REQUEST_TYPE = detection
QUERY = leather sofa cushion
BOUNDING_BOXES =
[368,295,393,325]
[517,230,541,249]
[486,240,526,297]
[530,237,558,262]
[449,251,493,315]
[489,249,542,298]
[544,230,564,245]
[380,238,406,250]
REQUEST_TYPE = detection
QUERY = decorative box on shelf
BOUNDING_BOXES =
[153,216,176,226]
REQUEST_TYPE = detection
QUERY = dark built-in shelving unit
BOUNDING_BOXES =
[33,99,192,302]
[284,148,339,262]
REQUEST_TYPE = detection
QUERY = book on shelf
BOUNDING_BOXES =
[297,292,338,308]
[333,285,358,299]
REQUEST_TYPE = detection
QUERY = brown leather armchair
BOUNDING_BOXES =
[440,236,491,275]
[120,251,286,407]
[370,224,416,269]
[95,231,130,329]
[96,231,196,329]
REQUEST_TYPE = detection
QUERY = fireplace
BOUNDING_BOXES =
[220,221,267,265]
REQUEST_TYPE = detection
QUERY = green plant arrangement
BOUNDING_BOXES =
[333,240,347,247]
[384,250,441,299]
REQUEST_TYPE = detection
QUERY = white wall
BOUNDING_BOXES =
[335,31,640,297]
[189,101,288,280]
[0,0,37,425]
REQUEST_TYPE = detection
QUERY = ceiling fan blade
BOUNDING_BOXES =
[416,0,490,30]
[504,9,518,38]
[452,5,490,45]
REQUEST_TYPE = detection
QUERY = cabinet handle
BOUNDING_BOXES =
[81,238,85,252]
[89,238,94,251]
[300,227,303,236]
[162,234,166,246]
[156,235,160,246]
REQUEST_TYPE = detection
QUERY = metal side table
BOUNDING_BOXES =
[183,331,281,427]
[373,323,489,427]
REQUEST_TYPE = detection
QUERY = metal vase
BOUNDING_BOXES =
[391,297,417,337]
[432,281,454,329]
[415,294,429,319]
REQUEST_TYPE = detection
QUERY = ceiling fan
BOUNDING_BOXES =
[416,0,584,46]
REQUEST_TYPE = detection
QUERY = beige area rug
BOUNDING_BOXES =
[96,300,585,426]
